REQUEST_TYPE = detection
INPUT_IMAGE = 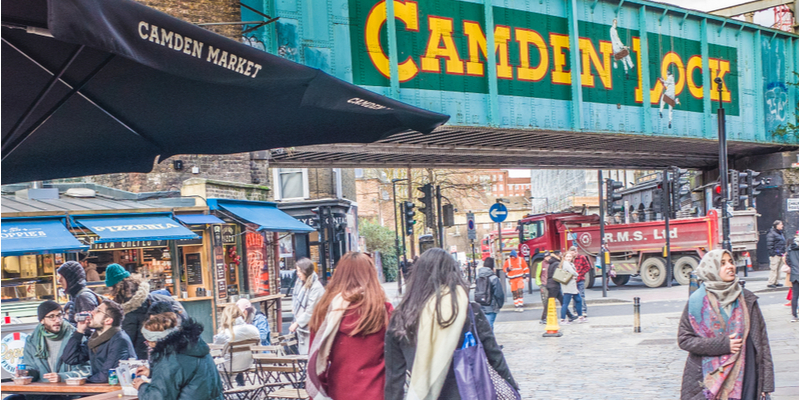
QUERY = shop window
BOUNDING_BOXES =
[273,168,309,200]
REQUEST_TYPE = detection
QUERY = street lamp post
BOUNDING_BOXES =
[715,77,731,252]
[391,178,407,294]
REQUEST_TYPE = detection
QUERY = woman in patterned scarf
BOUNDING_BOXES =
[678,249,774,400]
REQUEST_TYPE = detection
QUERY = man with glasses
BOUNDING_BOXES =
[19,301,91,395]
[62,300,135,383]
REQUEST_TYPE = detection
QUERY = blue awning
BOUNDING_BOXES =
[1,218,88,256]
[208,199,314,233]
[75,215,200,243]
[175,214,225,225]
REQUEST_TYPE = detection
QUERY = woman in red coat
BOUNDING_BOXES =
[306,252,393,400]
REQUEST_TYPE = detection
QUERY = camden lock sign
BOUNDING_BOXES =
[349,0,739,116]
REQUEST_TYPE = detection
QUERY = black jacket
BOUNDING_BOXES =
[385,302,518,400]
[64,285,101,325]
[61,328,136,383]
[137,319,223,400]
[766,227,786,257]
[477,267,505,314]
[122,285,188,360]
[678,289,774,399]
[545,259,562,295]
[787,239,799,283]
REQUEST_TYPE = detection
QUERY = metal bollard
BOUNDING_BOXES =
[688,271,700,296]
[633,297,641,333]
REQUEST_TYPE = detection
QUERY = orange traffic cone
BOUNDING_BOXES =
[542,297,562,337]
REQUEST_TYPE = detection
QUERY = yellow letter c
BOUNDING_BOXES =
[365,1,419,82]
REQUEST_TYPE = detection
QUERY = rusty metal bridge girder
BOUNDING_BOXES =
[267,126,796,170]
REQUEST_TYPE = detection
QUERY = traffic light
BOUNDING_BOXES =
[712,182,724,209]
[670,167,690,218]
[605,179,624,215]
[745,170,766,209]
[417,183,435,228]
[403,201,416,235]
[653,183,664,215]
[442,204,454,227]
[729,169,748,209]
[310,207,322,230]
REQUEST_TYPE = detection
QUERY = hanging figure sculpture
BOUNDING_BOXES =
[659,70,681,128]
[610,19,634,75]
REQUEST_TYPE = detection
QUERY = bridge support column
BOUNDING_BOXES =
[701,18,712,139]
[386,0,400,100]
[567,0,583,131]
[484,0,500,127]
[753,30,766,142]
[639,6,652,134]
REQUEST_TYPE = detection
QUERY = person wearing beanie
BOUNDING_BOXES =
[107,271,187,360]
[57,261,102,325]
[21,301,90,396]
[236,298,271,346]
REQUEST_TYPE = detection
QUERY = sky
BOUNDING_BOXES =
[656,0,777,27]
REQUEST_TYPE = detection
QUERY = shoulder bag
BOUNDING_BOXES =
[552,267,573,285]
[453,305,496,400]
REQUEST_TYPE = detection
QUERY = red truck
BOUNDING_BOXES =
[517,209,759,288]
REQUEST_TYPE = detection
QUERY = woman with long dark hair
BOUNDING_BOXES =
[306,252,393,400]
[385,248,518,400]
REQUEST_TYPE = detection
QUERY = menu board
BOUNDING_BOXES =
[185,253,203,285]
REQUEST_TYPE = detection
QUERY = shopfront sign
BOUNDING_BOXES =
[295,213,347,230]
[84,235,203,249]
[1,331,28,375]
[212,225,227,300]
[245,231,268,296]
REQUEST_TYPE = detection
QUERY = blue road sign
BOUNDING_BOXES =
[489,203,508,223]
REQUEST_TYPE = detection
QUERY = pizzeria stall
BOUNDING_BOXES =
[207,199,314,334]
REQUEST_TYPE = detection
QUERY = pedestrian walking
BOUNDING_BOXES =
[105,264,187,360]
[306,252,393,400]
[290,257,325,355]
[132,312,224,400]
[559,251,585,324]
[474,257,504,329]
[678,249,774,400]
[236,298,271,345]
[503,250,529,312]
[785,236,799,322]
[61,300,136,383]
[213,304,260,386]
[385,248,518,400]
[766,220,786,288]
[537,253,550,324]
[545,252,576,323]
[57,261,102,325]
[570,247,591,317]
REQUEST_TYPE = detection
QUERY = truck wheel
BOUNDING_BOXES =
[640,257,667,288]
[585,268,596,289]
[673,256,699,286]
[611,275,630,286]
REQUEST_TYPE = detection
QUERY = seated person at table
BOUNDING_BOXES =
[236,298,271,346]
[61,300,136,383]
[213,304,260,386]
[133,312,224,400]
[7,301,92,400]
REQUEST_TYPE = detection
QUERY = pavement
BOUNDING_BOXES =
[380,270,799,399]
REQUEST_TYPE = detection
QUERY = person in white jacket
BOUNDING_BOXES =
[610,19,634,73]
[559,252,586,324]
[289,258,325,354]
[213,304,260,386]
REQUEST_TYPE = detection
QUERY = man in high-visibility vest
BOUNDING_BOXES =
[504,250,530,312]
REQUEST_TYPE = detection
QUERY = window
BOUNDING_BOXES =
[273,168,309,200]
[521,221,545,241]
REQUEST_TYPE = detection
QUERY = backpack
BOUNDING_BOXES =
[474,274,493,306]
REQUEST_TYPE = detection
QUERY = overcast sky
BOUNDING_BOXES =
[654,0,776,27]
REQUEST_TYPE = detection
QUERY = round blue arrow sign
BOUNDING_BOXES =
[489,203,508,223]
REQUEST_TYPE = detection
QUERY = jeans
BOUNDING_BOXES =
[572,280,587,315]
[793,281,799,318]
[549,290,576,321]
[561,293,583,319]
[485,312,497,329]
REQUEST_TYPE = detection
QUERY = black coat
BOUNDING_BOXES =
[137,319,223,400]
[122,290,187,360]
[678,289,774,399]
[766,227,786,257]
[385,302,518,400]
[787,240,799,283]
[61,328,136,383]
[545,259,562,295]
[477,267,505,314]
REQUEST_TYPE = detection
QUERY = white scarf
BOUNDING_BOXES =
[306,294,350,400]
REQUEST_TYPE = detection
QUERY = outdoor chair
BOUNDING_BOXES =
[267,387,309,400]
[216,338,260,390]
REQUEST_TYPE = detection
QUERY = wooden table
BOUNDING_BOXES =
[1,382,122,396]
[80,390,138,399]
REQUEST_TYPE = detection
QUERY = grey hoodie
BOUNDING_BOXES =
[477,267,505,314]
